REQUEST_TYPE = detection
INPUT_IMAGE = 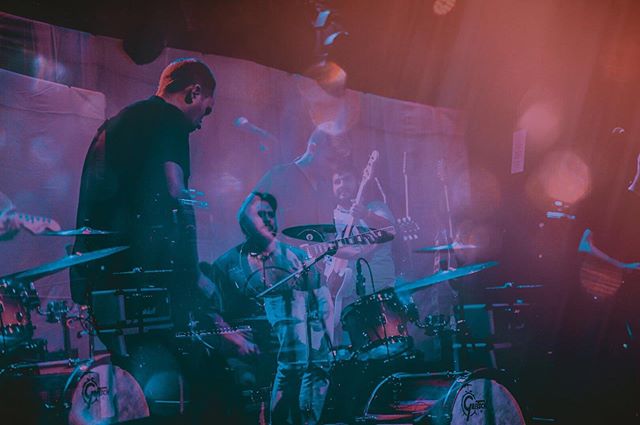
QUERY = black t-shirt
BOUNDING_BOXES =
[71,96,196,304]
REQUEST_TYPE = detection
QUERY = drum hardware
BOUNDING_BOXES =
[38,301,96,359]
[414,314,459,337]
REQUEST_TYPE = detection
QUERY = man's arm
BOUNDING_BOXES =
[200,261,259,356]
[237,192,277,248]
[579,229,640,270]
[164,161,187,200]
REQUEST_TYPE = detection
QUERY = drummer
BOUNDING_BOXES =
[327,165,397,341]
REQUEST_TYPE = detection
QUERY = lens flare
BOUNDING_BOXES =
[527,149,591,210]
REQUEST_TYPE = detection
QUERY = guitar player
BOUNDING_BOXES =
[328,163,397,342]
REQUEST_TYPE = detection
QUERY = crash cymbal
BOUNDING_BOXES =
[414,241,478,253]
[396,261,498,293]
[41,226,118,236]
[0,246,129,283]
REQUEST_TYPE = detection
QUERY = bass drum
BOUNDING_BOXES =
[67,363,149,425]
[360,369,525,424]
[0,356,149,425]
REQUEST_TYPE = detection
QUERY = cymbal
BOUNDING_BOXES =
[396,261,498,293]
[41,226,118,236]
[485,282,544,290]
[414,241,478,253]
[0,246,129,283]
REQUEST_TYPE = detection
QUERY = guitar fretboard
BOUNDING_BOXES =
[302,226,394,259]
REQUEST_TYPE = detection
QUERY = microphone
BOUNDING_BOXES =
[355,258,366,296]
[234,117,274,140]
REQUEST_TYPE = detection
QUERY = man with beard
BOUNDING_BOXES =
[327,165,396,343]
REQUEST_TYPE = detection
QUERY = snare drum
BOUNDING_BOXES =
[340,288,412,360]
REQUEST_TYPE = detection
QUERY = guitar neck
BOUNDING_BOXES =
[303,225,394,258]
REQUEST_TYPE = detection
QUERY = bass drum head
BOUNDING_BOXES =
[449,376,525,425]
[68,364,149,425]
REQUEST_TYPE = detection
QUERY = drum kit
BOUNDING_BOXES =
[0,229,151,424]
[281,223,528,424]
[0,220,530,424]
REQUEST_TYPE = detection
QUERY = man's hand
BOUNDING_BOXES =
[349,202,369,221]
[228,332,260,356]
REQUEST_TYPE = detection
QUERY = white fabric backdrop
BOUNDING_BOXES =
[0,68,105,355]
[0,12,469,357]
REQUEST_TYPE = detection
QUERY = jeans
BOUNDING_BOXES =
[264,287,333,424]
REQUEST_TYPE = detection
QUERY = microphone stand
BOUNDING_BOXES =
[255,248,338,363]
[255,249,334,299]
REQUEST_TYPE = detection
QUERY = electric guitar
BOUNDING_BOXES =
[396,152,420,241]
[323,150,379,291]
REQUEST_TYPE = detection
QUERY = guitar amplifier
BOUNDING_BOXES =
[90,287,173,332]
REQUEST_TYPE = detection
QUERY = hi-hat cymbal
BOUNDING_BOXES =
[0,246,129,283]
[396,261,498,293]
[41,226,118,236]
[414,241,478,253]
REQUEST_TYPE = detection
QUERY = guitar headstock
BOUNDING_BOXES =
[16,213,61,234]
[361,150,379,185]
[436,159,447,183]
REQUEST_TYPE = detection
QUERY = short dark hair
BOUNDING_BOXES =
[252,191,277,212]
[158,58,216,97]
